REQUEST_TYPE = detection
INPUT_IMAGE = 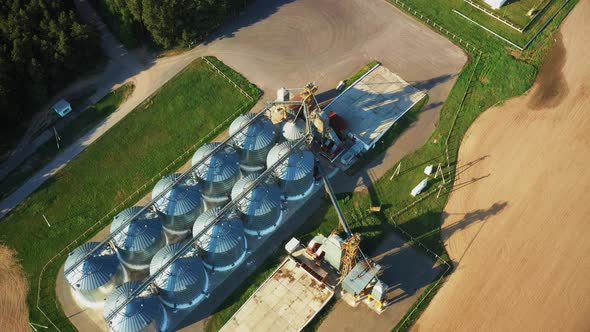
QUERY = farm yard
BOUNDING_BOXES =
[0,0,583,331]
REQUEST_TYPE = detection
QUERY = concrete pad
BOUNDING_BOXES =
[220,258,333,332]
[325,66,426,150]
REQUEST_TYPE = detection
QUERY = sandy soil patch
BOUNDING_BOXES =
[0,245,29,331]
[415,2,590,331]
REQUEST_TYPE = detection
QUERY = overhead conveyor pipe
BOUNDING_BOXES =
[105,135,310,322]
[318,163,353,239]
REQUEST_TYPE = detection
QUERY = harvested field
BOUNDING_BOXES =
[0,245,28,331]
[415,1,590,331]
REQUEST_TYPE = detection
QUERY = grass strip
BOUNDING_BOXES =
[341,60,381,90]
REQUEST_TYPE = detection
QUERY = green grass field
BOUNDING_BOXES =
[399,0,570,47]
[0,57,259,330]
[0,83,134,201]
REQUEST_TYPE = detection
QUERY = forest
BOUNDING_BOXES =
[0,0,100,153]
[91,0,249,49]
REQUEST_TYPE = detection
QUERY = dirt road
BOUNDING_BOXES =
[0,0,465,218]
[415,2,590,331]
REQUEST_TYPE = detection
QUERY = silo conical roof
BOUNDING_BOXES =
[231,174,281,217]
[281,119,306,141]
[266,142,314,181]
[150,244,208,296]
[191,143,240,183]
[193,208,247,270]
[111,207,163,252]
[104,281,166,332]
[230,114,275,152]
[152,174,203,217]
[193,208,245,254]
[65,242,120,290]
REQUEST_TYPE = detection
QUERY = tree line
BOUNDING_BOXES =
[0,0,100,151]
[91,0,249,49]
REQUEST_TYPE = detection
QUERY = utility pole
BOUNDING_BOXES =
[29,322,48,331]
[389,162,402,180]
[53,126,61,150]
[434,163,446,184]
[42,214,51,227]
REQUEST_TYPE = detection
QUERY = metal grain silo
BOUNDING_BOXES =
[281,119,306,142]
[231,174,282,236]
[104,281,167,332]
[152,174,204,235]
[193,208,247,271]
[110,206,166,270]
[192,143,240,200]
[229,114,276,172]
[64,242,123,305]
[266,142,315,200]
[150,244,209,309]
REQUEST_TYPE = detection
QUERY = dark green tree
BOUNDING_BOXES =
[0,0,101,152]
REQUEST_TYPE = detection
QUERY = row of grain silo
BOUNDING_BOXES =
[63,112,316,332]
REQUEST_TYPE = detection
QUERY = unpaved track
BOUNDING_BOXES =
[415,2,590,331]
[0,245,28,331]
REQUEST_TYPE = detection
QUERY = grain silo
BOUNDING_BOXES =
[231,174,282,236]
[229,113,276,173]
[152,174,204,236]
[150,244,209,309]
[104,281,167,332]
[64,242,123,306]
[110,206,166,270]
[192,143,240,201]
[281,118,306,142]
[193,208,247,271]
[266,142,315,200]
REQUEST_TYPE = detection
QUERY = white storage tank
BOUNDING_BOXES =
[281,118,306,142]
[192,143,240,201]
[193,208,247,271]
[152,174,204,236]
[150,244,209,309]
[231,174,282,236]
[266,142,315,200]
[64,242,123,306]
[229,113,276,173]
[104,281,167,332]
[110,206,166,270]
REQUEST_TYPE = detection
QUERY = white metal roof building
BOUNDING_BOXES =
[52,99,72,117]
[220,258,334,332]
[324,65,426,151]
[342,260,381,296]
